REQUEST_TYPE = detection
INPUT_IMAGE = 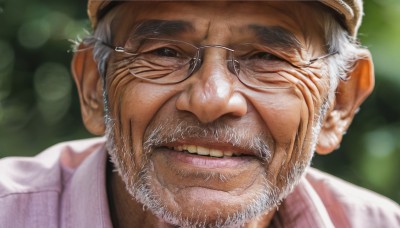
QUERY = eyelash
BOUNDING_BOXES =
[151,47,181,57]
[247,52,282,61]
[147,46,284,61]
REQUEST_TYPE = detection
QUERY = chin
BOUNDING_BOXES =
[129,165,276,227]
[115,154,309,227]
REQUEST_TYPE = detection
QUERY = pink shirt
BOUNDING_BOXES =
[1,138,399,227]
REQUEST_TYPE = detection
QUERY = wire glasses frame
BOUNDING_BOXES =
[100,37,338,90]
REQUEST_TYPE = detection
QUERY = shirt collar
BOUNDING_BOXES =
[68,143,113,228]
[273,171,335,227]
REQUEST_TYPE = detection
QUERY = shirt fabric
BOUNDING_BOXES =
[0,138,399,228]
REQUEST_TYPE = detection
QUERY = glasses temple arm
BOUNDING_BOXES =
[92,38,126,52]
[308,51,339,65]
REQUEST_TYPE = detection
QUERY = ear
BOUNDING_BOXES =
[316,49,374,154]
[71,43,105,135]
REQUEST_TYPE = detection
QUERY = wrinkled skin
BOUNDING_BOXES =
[72,1,374,227]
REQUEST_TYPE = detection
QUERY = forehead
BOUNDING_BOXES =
[110,1,326,47]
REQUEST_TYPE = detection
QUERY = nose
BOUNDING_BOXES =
[176,57,247,123]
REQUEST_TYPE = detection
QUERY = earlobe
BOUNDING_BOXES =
[71,43,106,135]
[316,49,374,155]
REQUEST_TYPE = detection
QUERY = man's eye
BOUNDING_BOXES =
[151,47,180,57]
[249,52,282,61]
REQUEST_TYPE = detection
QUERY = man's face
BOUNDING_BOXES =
[105,1,330,226]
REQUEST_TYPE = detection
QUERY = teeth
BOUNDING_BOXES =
[224,151,233,157]
[210,149,223,157]
[172,145,238,157]
[197,146,210,156]
[187,145,197,154]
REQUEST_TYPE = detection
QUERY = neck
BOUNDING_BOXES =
[106,160,276,227]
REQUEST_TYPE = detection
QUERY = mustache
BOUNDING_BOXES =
[143,118,274,161]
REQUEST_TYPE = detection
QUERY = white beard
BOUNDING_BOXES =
[103,94,329,227]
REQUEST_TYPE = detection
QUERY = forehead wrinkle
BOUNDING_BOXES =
[131,19,194,38]
[202,20,212,41]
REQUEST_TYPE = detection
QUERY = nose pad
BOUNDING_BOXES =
[188,51,240,79]
[176,59,247,123]
[228,59,240,76]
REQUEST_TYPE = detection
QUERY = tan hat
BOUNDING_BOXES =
[87,0,363,37]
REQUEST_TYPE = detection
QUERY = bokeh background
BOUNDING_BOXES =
[0,0,399,203]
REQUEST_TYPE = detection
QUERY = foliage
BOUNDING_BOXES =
[0,0,399,203]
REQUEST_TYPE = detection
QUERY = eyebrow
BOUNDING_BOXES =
[130,20,302,50]
[131,19,194,38]
[248,24,302,50]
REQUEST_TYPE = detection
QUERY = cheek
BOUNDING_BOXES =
[278,68,330,135]
[107,72,179,165]
[246,69,328,146]
[122,83,176,134]
[246,89,303,186]
[247,89,303,145]
[245,69,328,185]
[120,84,166,136]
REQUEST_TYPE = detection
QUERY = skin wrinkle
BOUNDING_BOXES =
[107,71,129,121]
[282,127,298,173]
[289,67,329,117]
[203,20,211,41]
[276,75,314,165]
[290,80,316,167]
[264,3,316,61]
[132,20,194,39]
[93,1,346,226]
[278,143,299,190]
[129,119,134,163]
[278,68,324,105]
[111,73,131,162]
[151,159,181,208]
[117,97,123,145]
[79,3,364,226]
[107,64,141,173]
[248,59,327,189]
[243,90,303,192]
[291,121,310,181]
[275,73,311,168]
[267,146,288,187]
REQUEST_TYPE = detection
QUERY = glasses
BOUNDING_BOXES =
[101,37,338,90]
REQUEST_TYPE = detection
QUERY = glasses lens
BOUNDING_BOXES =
[234,43,294,90]
[126,38,197,84]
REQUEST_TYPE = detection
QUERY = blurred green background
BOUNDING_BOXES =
[0,0,399,203]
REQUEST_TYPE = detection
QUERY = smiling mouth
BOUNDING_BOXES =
[166,145,246,158]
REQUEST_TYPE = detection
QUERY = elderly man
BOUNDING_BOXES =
[1,0,399,227]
